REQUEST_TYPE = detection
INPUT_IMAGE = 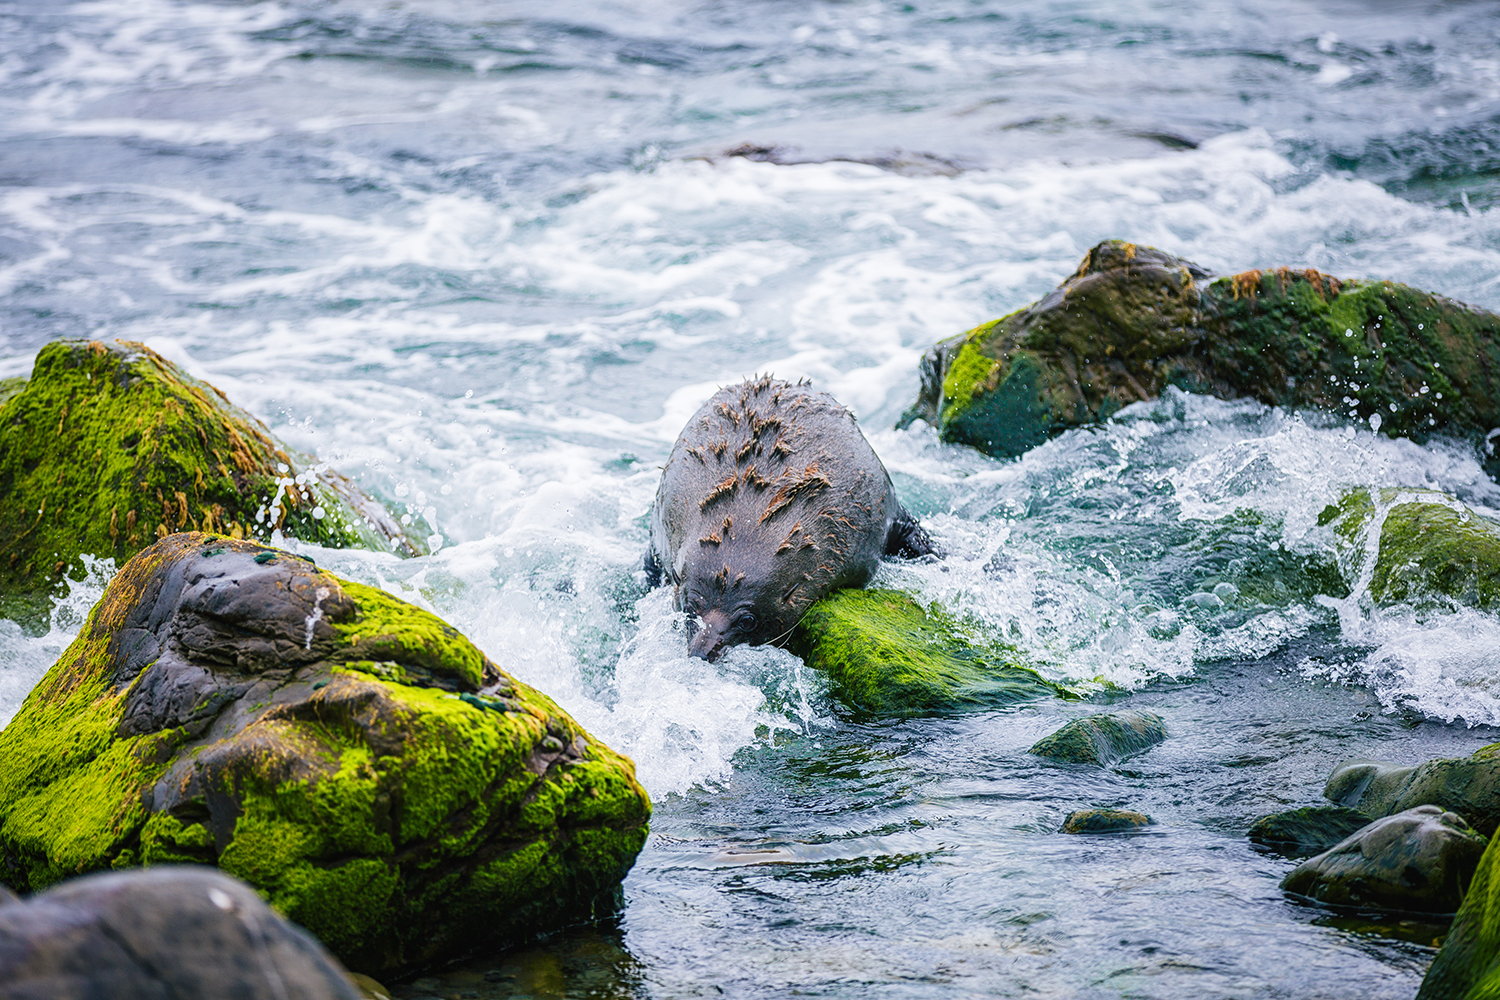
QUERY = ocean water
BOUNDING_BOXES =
[3,1,1500,996]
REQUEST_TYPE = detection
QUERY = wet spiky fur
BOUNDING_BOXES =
[649,377,930,660]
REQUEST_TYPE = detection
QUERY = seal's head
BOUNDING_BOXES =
[676,549,789,662]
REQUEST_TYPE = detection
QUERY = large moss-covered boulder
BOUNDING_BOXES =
[1319,488,1500,610]
[0,866,363,1000]
[1419,830,1500,999]
[901,240,1500,469]
[1326,749,1500,837]
[787,588,1062,716]
[0,533,651,975]
[1281,806,1487,914]
[1028,709,1166,766]
[0,340,418,597]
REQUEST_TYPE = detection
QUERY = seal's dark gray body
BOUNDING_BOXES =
[649,377,932,661]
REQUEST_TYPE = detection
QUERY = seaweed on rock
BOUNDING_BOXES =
[0,340,419,599]
[0,533,652,976]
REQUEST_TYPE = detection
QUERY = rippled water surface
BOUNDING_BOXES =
[4,1,1500,996]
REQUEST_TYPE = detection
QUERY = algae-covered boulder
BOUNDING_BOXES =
[1326,750,1500,837]
[1247,805,1375,859]
[0,866,363,1000]
[1061,809,1154,834]
[0,533,651,975]
[1320,488,1500,610]
[901,240,1500,469]
[787,588,1061,716]
[1028,709,1166,766]
[1281,806,1487,914]
[1419,830,1500,999]
[0,340,418,597]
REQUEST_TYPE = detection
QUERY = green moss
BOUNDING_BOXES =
[1320,487,1500,610]
[912,243,1500,471]
[1415,832,1500,999]
[0,340,416,598]
[331,579,487,690]
[0,377,24,410]
[0,536,652,974]
[789,588,1062,716]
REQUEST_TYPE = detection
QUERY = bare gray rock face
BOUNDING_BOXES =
[0,866,363,1000]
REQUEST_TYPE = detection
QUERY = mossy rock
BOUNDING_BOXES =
[1419,829,1500,999]
[1281,806,1487,915]
[787,588,1063,716]
[1325,748,1500,838]
[1319,488,1500,610]
[901,240,1500,473]
[0,376,25,410]
[0,533,652,976]
[1028,709,1166,766]
[0,340,419,599]
[1247,805,1375,859]
[1060,809,1153,834]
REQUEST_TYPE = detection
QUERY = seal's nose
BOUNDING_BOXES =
[687,609,729,661]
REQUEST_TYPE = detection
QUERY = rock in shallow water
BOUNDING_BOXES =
[0,866,362,1000]
[1061,809,1154,834]
[787,588,1062,716]
[0,339,419,603]
[1248,806,1375,859]
[900,239,1500,474]
[1029,710,1166,766]
[1280,806,1487,914]
[1326,748,1500,837]
[0,533,651,975]
[1418,830,1500,999]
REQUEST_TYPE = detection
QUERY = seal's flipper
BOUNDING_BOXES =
[643,546,664,588]
[885,507,939,559]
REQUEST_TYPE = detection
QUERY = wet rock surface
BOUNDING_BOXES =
[1280,806,1487,914]
[0,340,419,600]
[0,866,362,1000]
[901,240,1500,473]
[0,533,651,976]
[1418,832,1500,999]
[788,588,1061,716]
[1029,710,1167,766]
[1320,488,1500,611]
[1326,749,1500,837]
[1061,809,1154,834]
[1248,806,1375,859]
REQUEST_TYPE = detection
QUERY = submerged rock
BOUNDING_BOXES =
[1280,806,1487,914]
[900,240,1500,471]
[1247,806,1375,859]
[0,533,652,975]
[1061,809,1154,834]
[1418,833,1500,999]
[1326,749,1500,837]
[0,340,419,599]
[0,866,363,1000]
[1029,710,1166,766]
[1320,488,1500,611]
[787,588,1062,716]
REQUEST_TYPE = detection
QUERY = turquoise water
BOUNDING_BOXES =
[4,1,1500,996]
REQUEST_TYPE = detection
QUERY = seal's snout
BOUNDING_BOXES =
[688,609,730,662]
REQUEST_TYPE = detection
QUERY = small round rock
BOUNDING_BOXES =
[1062,809,1155,834]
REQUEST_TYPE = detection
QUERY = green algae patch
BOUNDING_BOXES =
[0,339,419,599]
[903,240,1500,472]
[789,588,1063,716]
[0,532,651,976]
[1319,487,1500,611]
[1029,709,1166,766]
[1419,832,1500,999]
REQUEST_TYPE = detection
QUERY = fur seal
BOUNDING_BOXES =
[648,377,934,661]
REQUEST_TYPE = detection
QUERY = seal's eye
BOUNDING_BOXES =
[731,612,758,633]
